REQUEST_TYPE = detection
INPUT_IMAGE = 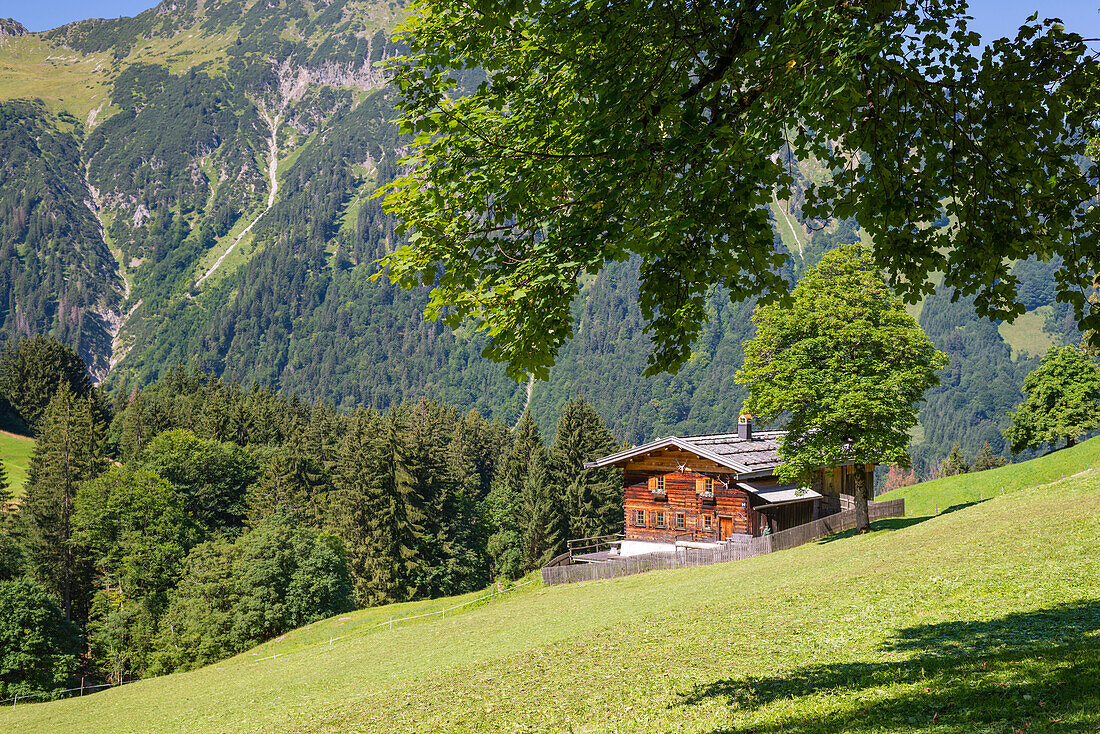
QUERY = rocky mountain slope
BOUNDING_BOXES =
[0,0,1078,471]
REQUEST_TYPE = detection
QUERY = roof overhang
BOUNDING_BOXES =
[737,481,822,506]
[583,436,752,473]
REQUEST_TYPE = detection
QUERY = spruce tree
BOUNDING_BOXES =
[485,411,567,575]
[485,411,543,578]
[361,405,426,604]
[972,442,1008,472]
[245,423,328,527]
[550,399,622,541]
[0,336,96,430]
[516,447,562,570]
[440,410,490,593]
[305,400,341,473]
[329,408,380,604]
[940,442,971,477]
[402,399,453,597]
[14,384,106,620]
[117,388,149,462]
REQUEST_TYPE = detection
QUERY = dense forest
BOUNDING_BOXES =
[0,0,1087,481]
[0,336,621,698]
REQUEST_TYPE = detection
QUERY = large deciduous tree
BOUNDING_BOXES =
[74,467,201,680]
[1004,345,1100,452]
[737,244,947,532]
[136,429,259,535]
[381,0,1100,379]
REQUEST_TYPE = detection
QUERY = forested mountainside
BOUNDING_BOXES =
[0,0,1081,473]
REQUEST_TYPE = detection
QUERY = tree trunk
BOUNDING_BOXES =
[854,465,870,534]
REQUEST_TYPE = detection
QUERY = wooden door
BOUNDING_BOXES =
[719,516,733,541]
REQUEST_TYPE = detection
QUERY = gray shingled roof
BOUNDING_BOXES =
[681,431,785,472]
[583,430,785,475]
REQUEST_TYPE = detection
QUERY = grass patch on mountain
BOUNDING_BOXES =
[129,29,238,75]
[0,36,113,120]
[998,306,1057,361]
[879,435,1100,517]
[3,455,1098,733]
[0,429,34,500]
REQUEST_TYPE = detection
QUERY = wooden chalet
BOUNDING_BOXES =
[584,416,874,543]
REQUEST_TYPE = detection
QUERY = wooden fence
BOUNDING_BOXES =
[541,498,905,586]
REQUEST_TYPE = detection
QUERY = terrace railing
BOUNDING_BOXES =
[566,533,625,561]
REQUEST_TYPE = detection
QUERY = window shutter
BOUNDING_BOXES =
[648,476,657,492]
[696,476,705,492]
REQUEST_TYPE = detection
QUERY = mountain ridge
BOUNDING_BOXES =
[0,0,1079,472]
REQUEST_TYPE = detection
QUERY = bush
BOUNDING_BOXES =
[153,518,354,673]
[0,577,83,699]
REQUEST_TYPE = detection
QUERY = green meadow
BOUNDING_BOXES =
[3,439,1098,733]
[878,436,1099,516]
[0,430,34,501]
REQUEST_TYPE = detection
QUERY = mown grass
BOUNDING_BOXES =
[0,429,34,500]
[4,454,1098,733]
[879,435,1100,517]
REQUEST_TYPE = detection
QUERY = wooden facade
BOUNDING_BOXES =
[588,428,876,541]
[621,463,872,541]
[623,469,754,542]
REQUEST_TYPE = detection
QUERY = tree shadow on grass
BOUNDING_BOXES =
[815,500,993,544]
[813,517,927,544]
[676,600,1100,733]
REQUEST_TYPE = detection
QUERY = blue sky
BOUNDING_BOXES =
[2,0,1097,40]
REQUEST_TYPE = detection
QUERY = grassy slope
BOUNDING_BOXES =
[0,430,34,500]
[5,457,1099,733]
[0,36,113,121]
[879,435,1100,517]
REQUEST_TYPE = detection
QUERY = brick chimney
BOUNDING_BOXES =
[738,414,753,440]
